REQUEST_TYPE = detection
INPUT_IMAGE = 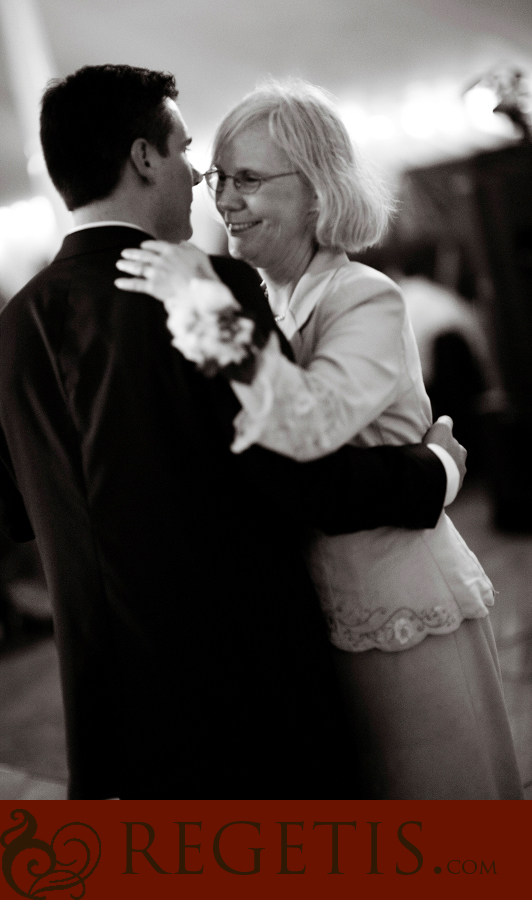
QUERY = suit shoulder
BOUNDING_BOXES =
[208,254,267,314]
[0,259,64,325]
[209,255,262,288]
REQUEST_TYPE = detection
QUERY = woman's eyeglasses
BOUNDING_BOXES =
[204,168,299,195]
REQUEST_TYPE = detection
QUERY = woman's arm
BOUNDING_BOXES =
[231,279,406,459]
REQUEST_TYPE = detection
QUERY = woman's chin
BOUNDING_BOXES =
[227,237,258,266]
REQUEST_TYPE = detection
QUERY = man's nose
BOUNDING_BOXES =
[192,167,203,186]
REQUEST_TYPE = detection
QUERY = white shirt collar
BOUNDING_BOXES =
[68,221,150,235]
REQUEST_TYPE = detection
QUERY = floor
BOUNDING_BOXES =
[0,480,531,800]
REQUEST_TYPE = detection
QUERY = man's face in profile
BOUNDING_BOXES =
[151,100,200,243]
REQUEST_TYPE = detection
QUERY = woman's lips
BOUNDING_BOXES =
[227,221,261,234]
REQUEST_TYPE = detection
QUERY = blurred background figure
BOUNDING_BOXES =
[0,0,531,799]
[361,238,492,478]
[396,243,490,477]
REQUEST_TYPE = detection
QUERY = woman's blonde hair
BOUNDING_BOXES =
[211,78,395,253]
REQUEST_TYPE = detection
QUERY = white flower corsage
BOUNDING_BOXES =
[162,278,257,378]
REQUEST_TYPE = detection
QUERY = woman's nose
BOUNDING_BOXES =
[216,180,246,211]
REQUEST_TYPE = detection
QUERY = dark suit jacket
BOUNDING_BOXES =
[0,226,445,799]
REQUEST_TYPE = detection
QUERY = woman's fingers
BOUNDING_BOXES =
[116,258,147,275]
[114,276,150,293]
[140,240,218,280]
[120,247,159,263]
[120,245,200,276]
[139,239,177,255]
[115,241,220,301]
[117,250,186,284]
[115,255,189,301]
[137,240,200,261]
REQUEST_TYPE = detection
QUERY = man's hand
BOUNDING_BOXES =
[423,415,467,491]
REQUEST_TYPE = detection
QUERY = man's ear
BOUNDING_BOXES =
[130,138,160,184]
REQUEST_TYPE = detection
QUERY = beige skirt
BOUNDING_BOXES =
[332,616,523,799]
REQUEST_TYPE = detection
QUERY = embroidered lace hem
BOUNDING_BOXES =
[325,604,488,653]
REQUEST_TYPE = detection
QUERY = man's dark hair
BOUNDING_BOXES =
[40,65,178,210]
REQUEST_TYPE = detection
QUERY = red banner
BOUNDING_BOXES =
[0,799,528,899]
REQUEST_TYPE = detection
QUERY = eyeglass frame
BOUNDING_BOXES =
[204,167,300,195]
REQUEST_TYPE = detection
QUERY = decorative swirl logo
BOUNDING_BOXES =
[1,809,101,898]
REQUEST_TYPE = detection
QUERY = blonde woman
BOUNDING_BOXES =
[116,80,522,799]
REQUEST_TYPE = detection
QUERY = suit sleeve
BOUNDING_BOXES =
[0,431,34,541]
[238,440,446,534]
[302,442,446,533]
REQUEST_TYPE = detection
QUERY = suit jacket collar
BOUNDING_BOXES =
[54,225,155,262]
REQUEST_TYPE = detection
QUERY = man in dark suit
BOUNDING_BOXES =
[0,65,463,799]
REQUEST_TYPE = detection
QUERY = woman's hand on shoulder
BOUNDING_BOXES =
[114,239,254,375]
[114,240,220,302]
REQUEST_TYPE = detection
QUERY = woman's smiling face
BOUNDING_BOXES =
[214,119,316,275]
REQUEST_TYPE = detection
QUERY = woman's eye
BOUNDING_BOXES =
[241,174,260,186]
